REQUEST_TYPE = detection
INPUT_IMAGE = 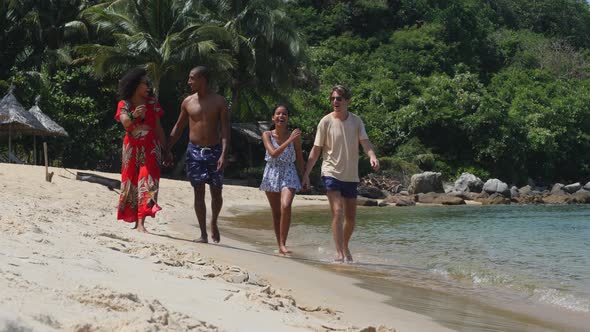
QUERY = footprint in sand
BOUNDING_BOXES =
[69,286,218,331]
[33,314,62,329]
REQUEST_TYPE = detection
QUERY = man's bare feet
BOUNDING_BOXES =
[344,248,353,263]
[211,224,220,243]
[333,252,345,263]
[136,225,149,233]
[195,236,208,244]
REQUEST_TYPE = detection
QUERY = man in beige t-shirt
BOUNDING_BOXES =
[302,85,379,263]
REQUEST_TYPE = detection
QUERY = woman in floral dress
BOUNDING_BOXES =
[115,67,166,233]
[259,105,304,255]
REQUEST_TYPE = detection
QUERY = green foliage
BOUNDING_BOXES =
[3,0,590,183]
[44,66,119,170]
[78,0,235,96]
[370,24,453,76]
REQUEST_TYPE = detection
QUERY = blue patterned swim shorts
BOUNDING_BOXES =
[185,143,223,188]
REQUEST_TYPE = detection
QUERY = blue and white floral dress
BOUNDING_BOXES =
[259,134,302,192]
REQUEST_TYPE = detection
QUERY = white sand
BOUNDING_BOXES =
[0,163,454,332]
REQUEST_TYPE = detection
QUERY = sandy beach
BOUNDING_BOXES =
[0,163,454,332]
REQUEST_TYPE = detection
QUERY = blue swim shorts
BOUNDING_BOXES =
[185,143,223,188]
[321,176,358,198]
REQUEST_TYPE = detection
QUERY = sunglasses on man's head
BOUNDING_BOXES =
[330,96,344,102]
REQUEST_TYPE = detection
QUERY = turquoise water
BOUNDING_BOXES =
[227,204,590,330]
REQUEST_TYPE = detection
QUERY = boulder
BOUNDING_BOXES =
[476,192,489,200]
[415,192,438,204]
[408,172,444,194]
[443,182,454,193]
[447,191,466,198]
[515,194,544,204]
[453,172,484,193]
[572,189,590,203]
[382,195,415,206]
[357,197,379,206]
[584,181,590,191]
[510,186,520,198]
[479,193,511,205]
[551,183,565,194]
[416,193,465,205]
[482,179,510,197]
[542,193,573,204]
[438,196,466,205]
[563,182,582,194]
[519,185,533,196]
[358,185,386,199]
[463,192,480,201]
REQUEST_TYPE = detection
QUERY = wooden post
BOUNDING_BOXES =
[33,136,37,165]
[44,142,53,182]
[8,123,12,163]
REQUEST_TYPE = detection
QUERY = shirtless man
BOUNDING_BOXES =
[166,66,230,243]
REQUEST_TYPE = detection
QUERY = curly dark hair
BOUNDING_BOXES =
[118,67,147,100]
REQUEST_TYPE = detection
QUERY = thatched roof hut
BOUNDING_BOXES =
[28,96,68,137]
[0,87,47,136]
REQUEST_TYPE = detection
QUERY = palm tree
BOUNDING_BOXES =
[197,0,304,120]
[0,0,93,75]
[0,0,37,78]
[28,0,92,71]
[78,0,234,97]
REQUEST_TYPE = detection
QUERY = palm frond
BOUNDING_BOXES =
[64,20,89,41]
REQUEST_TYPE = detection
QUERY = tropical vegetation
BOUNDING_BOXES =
[2,0,590,185]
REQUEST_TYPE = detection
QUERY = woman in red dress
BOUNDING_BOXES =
[115,67,166,233]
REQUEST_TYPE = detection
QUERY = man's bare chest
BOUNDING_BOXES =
[187,101,218,121]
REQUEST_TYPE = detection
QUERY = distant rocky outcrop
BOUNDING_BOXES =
[354,171,590,207]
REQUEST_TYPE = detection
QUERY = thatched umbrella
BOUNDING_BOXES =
[28,96,69,164]
[0,86,48,162]
[29,96,68,137]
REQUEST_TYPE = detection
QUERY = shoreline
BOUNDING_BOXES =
[222,202,590,332]
[0,163,452,332]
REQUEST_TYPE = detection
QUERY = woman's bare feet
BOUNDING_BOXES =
[195,235,208,243]
[279,245,292,255]
[135,219,149,233]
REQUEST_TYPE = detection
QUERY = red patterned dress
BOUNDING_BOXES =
[115,97,164,222]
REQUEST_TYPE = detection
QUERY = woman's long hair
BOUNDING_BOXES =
[118,67,147,100]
